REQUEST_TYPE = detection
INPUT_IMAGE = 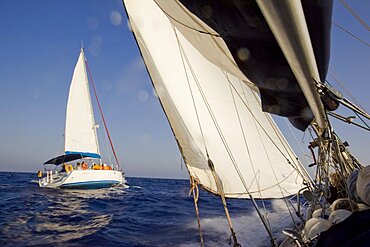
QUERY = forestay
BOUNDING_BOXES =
[125,0,309,198]
[64,49,100,156]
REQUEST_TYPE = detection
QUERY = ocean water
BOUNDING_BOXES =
[0,172,297,247]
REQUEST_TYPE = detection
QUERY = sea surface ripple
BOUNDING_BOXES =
[0,172,295,246]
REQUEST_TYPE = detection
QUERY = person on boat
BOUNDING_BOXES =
[61,163,67,172]
[62,163,73,172]
[327,172,345,204]
[82,161,88,170]
[92,163,101,170]
[76,162,81,170]
[101,164,112,170]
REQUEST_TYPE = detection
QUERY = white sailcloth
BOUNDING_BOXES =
[64,49,100,155]
[150,0,248,83]
[125,0,308,198]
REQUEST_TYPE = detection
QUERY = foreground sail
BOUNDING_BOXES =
[39,49,125,189]
[125,0,308,199]
[124,0,370,246]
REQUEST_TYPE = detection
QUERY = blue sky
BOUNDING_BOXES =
[0,0,368,179]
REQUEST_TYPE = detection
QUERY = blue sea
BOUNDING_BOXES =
[0,172,296,247]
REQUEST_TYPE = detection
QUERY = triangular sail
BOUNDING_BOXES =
[125,0,309,198]
[64,49,100,156]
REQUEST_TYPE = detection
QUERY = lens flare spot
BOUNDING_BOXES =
[110,11,122,26]
[237,47,250,61]
[86,16,98,30]
[138,90,149,103]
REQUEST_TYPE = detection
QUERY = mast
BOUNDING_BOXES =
[81,48,101,159]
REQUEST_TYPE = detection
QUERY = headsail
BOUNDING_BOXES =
[125,0,309,198]
[64,49,100,156]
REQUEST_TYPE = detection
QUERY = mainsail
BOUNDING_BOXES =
[124,0,310,199]
[64,49,100,156]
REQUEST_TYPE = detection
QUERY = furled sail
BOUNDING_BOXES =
[64,49,100,156]
[125,0,309,198]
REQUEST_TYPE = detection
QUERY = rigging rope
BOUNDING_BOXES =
[339,0,370,31]
[332,22,370,47]
[353,111,370,130]
[228,73,274,230]
[225,70,302,234]
[173,24,242,246]
[85,58,122,171]
[329,66,367,112]
[189,176,205,247]
[284,118,312,176]
[231,77,272,221]
[172,24,209,158]
[208,159,241,247]
[171,20,305,245]
[173,26,282,245]
[226,74,309,185]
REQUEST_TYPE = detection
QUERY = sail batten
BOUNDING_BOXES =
[125,0,306,198]
[64,49,100,155]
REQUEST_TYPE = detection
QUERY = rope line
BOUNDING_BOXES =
[332,22,370,47]
[189,177,205,247]
[339,0,370,31]
[329,66,367,111]
[224,73,300,229]
[227,73,271,222]
[228,74,262,194]
[172,24,267,243]
[284,118,313,181]
[172,24,209,158]
[85,58,122,170]
[172,22,300,244]
[175,24,303,197]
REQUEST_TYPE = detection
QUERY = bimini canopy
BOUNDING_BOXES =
[44,152,101,165]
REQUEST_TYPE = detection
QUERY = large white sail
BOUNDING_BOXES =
[125,0,309,198]
[64,49,99,155]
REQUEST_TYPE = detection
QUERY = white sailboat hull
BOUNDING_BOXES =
[39,170,126,189]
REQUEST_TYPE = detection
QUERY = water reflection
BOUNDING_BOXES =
[1,186,127,245]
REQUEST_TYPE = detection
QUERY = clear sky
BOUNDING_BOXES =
[0,0,369,179]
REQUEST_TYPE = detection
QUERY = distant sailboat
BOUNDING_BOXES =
[39,48,126,189]
[124,0,370,246]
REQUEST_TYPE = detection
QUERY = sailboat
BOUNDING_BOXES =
[39,48,126,189]
[123,0,369,246]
